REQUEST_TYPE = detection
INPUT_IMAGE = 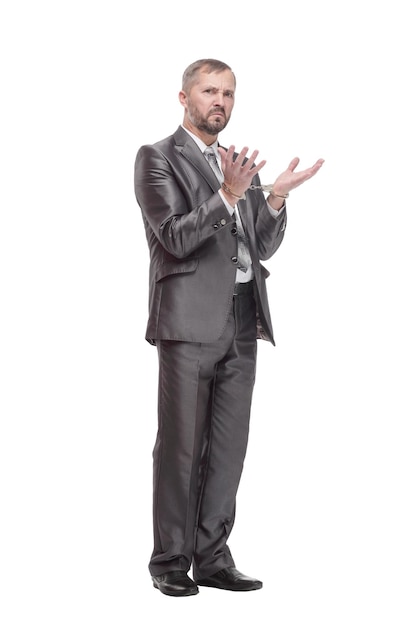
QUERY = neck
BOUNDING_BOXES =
[182,119,219,146]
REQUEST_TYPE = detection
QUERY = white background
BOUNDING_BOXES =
[1,1,416,624]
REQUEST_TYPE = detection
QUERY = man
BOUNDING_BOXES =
[134,58,324,597]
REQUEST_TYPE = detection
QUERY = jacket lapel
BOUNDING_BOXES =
[173,126,219,192]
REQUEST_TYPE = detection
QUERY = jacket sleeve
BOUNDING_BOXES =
[254,200,287,261]
[244,174,287,261]
[134,144,233,259]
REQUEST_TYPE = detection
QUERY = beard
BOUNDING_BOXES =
[187,103,230,136]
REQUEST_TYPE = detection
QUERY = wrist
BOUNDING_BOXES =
[269,190,289,199]
[222,182,246,201]
[219,188,237,208]
[267,195,285,211]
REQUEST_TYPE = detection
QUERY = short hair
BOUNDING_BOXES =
[182,59,236,93]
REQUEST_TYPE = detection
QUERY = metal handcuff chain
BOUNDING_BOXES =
[221,182,289,200]
[249,184,289,198]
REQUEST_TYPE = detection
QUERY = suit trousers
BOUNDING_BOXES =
[149,284,258,579]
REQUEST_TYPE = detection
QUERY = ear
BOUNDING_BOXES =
[178,90,187,108]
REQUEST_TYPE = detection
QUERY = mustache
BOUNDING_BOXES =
[209,107,226,116]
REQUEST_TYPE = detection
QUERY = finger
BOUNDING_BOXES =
[241,149,267,177]
[287,157,300,172]
[234,146,249,166]
[226,145,236,163]
[245,149,260,168]
[241,150,260,174]
[304,159,325,177]
[218,146,228,168]
[250,158,267,175]
[219,145,235,167]
[314,158,325,171]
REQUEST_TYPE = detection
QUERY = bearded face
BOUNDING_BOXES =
[180,69,236,140]
[186,100,231,136]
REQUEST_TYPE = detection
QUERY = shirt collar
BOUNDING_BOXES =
[181,125,219,155]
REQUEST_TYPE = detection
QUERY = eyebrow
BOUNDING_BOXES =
[201,85,235,94]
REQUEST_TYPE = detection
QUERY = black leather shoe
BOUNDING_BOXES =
[152,570,199,596]
[195,566,262,591]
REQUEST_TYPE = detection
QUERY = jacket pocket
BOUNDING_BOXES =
[155,258,199,282]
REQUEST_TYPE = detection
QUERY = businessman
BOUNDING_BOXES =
[134,58,324,596]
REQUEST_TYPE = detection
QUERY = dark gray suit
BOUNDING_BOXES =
[134,126,287,578]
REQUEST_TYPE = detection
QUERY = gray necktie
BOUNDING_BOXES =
[204,147,251,273]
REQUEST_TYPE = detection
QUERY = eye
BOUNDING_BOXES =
[224,91,234,99]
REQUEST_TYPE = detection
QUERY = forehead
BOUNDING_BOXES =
[193,68,235,89]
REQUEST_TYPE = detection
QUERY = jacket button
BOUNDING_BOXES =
[231,256,238,264]
[220,218,226,226]
[213,223,219,229]
[231,227,237,236]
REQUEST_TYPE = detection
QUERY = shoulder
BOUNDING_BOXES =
[138,126,189,153]
[136,127,203,174]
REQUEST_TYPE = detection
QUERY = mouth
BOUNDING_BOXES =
[209,109,225,117]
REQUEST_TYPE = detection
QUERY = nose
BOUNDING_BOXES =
[213,91,226,106]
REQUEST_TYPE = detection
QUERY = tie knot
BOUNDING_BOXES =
[204,146,217,160]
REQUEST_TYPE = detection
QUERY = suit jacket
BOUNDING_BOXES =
[134,126,287,346]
